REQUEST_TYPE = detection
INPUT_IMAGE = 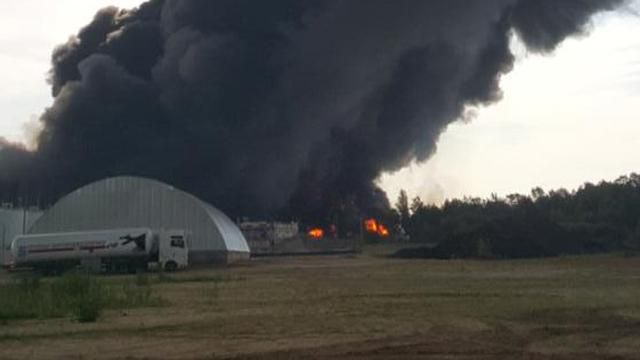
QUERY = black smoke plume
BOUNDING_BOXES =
[0,0,627,222]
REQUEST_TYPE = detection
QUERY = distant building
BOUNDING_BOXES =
[239,221,299,252]
[0,206,43,266]
[27,176,250,265]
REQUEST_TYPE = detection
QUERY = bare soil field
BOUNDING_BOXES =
[1,248,640,359]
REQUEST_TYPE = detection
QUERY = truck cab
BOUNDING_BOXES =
[158,230,189,271]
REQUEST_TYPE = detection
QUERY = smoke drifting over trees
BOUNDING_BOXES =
[0,0,627,219]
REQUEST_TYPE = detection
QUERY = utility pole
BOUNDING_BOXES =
[22,204,27,234]
[0,224,7,265]
[20,178,28,234]
[355,216,363,253]
[1,225,5,266]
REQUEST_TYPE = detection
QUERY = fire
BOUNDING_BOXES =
[364,218,390,238]
[378,224,389,237]
[365,219,378,233]
[308,228,324,239]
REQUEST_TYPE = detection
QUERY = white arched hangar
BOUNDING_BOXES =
[29,176,250,264]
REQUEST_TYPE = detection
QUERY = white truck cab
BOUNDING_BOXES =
[158,230,189,271]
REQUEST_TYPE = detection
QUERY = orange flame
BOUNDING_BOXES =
[378,224,389,237]
[365,219,390,238]
[365,219,378,233]
[308,228,324,239]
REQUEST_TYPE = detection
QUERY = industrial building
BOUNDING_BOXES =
[239,221,299,253]
[27,176,250,264]
[0,206,43,266]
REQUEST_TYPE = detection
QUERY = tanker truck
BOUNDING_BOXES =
[7,228,188,274]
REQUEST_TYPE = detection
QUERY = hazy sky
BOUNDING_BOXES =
[0,1,638,205]
[380,3,640,204]
[0,0,144,143]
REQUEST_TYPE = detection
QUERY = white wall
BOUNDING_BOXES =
[0,208,42,266]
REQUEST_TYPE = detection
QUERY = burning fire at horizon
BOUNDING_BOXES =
[308,219,389,239]
[308,228,324,239]
[365,219,390,238]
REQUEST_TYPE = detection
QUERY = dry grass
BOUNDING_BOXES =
[1,249,639,359]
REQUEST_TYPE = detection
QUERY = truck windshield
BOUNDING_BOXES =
[170,237,185,248]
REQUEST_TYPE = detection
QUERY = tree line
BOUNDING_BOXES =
[393,173,640,259]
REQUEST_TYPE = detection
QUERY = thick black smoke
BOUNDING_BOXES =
[0,0,627,221]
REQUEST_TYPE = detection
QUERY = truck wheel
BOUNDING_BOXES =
[164,261,178,272]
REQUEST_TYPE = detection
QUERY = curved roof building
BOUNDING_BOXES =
[29,176,250,264]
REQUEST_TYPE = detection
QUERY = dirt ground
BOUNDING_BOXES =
[1,249,640,359]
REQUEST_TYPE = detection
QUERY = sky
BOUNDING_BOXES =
[380,3,640,204]
[0,1,638,206]
[0,0,144,144]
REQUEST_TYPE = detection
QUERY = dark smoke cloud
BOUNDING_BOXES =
[0,139,31,181]
[0,0,627,220]
[0,138,35,202]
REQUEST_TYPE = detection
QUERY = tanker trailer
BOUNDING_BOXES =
[8,228,188,274]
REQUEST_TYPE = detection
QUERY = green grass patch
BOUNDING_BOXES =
[0,271,164,323]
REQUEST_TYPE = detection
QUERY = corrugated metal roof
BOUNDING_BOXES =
[201,203,250,252]
[29,177,249,254]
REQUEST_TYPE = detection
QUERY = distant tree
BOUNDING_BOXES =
[506,193,528,206]
[395,172,640,259]
[615,175,630,185]
[531,187,545,201]
[410,196,424,214]
[395,190,410,231]
[409,203,443,243]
